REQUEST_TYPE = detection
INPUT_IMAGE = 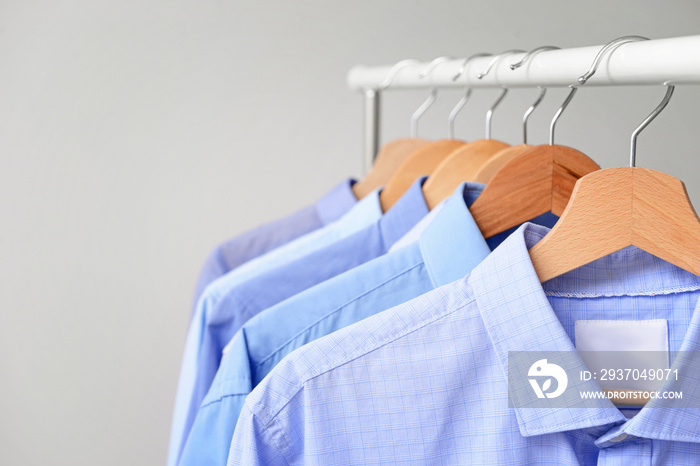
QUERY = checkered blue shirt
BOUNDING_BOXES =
[229,223,700,465]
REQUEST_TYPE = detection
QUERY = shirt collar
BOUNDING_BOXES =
[378,177,430,249]
[469,223,700,443]
[314,178,358,225]
[419,182,490,287]
[330,187,382,234]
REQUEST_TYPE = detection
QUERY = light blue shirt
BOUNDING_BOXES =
[168,188,382,466]
[229,223,700,465]
[182,182,546,466]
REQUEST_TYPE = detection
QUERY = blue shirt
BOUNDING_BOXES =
[170,185,381,466]
[192,179,358,308]
[179,183,484,466]
[192,179,357,310]
[173,177,429,466]
[229,223,700,465]
[181,183,559,466]
[388,197,446,253]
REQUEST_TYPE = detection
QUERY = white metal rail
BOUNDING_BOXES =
[347,35,700,169]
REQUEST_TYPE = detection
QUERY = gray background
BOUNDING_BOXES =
[1,1,699,464]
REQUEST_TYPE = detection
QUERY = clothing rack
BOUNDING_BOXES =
[346,34,700,171]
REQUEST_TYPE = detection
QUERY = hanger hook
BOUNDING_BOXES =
[452,52,492,82]
[572,35,669,167]
[578,36,649,85]
[479,50,524,139]
[523,87,547,145]
[418,56,454,79]
[630,85,674,167]
[511,46,558,143]
[447,89,472,139]
[549,87,577,145]
[549,36,651,146]
[447,54,491,138]
[485,88,508,140]
[378,59,421,90]
[410,56,453,137]
[510,46,560,70]
[477,49,525,79]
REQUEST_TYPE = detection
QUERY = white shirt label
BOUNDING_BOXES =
[575,319,669,392]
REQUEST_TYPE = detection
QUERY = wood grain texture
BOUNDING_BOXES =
[379,139,465,212]
[529,167,700,283]
[352,138,431,199]
[472,144,532,184]
[469,144,600,238]
[422,139,510,210]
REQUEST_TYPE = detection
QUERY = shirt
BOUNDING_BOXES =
[192,179,358,308]
[169,186,381,466]
[180,182,512,466]
[388,197,446,253]
[229,223,700,465]
[181,184,557,466]
[174,177,429,466]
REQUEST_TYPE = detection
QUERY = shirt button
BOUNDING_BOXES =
[610,433,628,442]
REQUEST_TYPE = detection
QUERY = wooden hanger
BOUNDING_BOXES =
[529,85,700,406]
[471,86,551,184]
[467,86,601,238]
[378,57,472,211]
[352,138,430,199]
[424,86,552,209]
[468,143,599,238]
[422,54,552,210]
[530,165,700,282]
[422,139,510,209]
[379,139,466,211]
[472,144,532,184]
[376,56,467,211]
[529,86,700,281]
[422,86,513,209]
[419,54,521,211]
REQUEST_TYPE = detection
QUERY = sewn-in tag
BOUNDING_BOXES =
[575,320,669,392]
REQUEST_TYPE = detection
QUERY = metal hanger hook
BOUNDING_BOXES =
[510,46,558,144]
[452,53,492,82]
[549,36,650,146]
[523,87,547,144]
[477,49,525,79]
[418,56,454,79]
[485,88,508,140]
[510,46,560,70]
[480,50,523,139]
[578,36,649,85]
[448,54,491,138]
[630,85,674,167]
[378,59,421,90]
[447,88,472,139]
[410,56,453,137]
[445,54,495,138]
[549,86,577,145]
